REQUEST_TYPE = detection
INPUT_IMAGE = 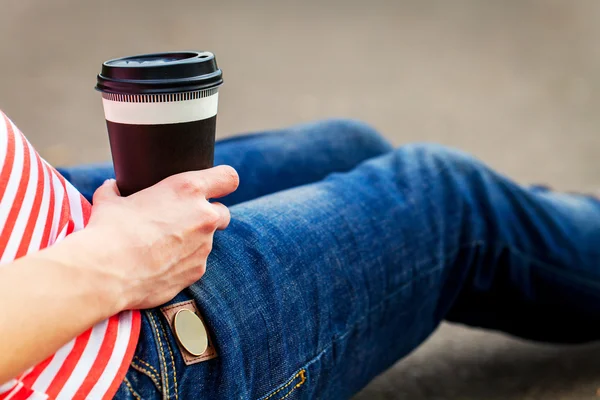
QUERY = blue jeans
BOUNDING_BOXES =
[58,120,600,399]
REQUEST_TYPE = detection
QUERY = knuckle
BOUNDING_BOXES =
[196,242,212,261]
[202,207,221,230]
[194,263,207,280]
[222,207,231,222]
[186,265,205,285]
[173,175,206,196]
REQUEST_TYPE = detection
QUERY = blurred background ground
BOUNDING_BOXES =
[1,0,600,398]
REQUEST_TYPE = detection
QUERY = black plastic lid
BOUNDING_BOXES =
[96,51,223,95]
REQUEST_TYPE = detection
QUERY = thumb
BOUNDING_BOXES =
[92,179,121,204]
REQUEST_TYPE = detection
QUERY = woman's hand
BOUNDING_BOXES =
[0,165,238,382]
[78,165,239,312]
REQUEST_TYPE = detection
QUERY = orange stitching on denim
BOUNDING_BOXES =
[264,369,306,400]
[124,377,142,400]
[131,360,162,391]
[134,356,160,378]
[131,360,160,386]
[158,314,178,400]
[277,371,305,400]
[149,312,170,399]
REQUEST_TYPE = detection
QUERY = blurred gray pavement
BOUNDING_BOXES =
[1,1,600,398]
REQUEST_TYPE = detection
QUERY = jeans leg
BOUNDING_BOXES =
[120,144,600,399]
[58,119,392,204]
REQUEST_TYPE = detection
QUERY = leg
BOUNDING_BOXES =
[118,144,600,399]
[59,119,393,204]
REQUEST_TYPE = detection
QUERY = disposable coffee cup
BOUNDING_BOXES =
[96,51,223,196]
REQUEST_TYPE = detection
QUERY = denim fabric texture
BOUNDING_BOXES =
[60,120,600,399]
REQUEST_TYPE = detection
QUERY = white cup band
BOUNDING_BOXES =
[102,92,219,125]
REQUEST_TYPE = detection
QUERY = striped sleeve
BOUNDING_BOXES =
[0,112,140,400]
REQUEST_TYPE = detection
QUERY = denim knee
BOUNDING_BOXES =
[383,143,492,244]
[397,143,483,172]
[316,118,393,157]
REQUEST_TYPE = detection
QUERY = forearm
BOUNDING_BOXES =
[0,165,238,384]
[0,229,123,383]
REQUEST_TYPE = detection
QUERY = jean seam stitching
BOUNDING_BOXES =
[124,377,142,400]
[148,312,170,400]
[275,370,306,400]
[133,356,161,382]
[263,369,306,400]
[130,360,162,392]
[157,313,179,400]
[133,356,160,384]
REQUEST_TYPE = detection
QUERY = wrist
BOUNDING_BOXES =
[35,227,129,319]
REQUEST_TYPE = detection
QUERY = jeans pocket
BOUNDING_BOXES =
[129,355,163,395]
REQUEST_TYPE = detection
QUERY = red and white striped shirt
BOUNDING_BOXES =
[0,111,141,400]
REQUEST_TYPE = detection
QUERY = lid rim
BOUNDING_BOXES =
[95,80,223,95]
[96,50,222,95]
[98,69,222,83]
